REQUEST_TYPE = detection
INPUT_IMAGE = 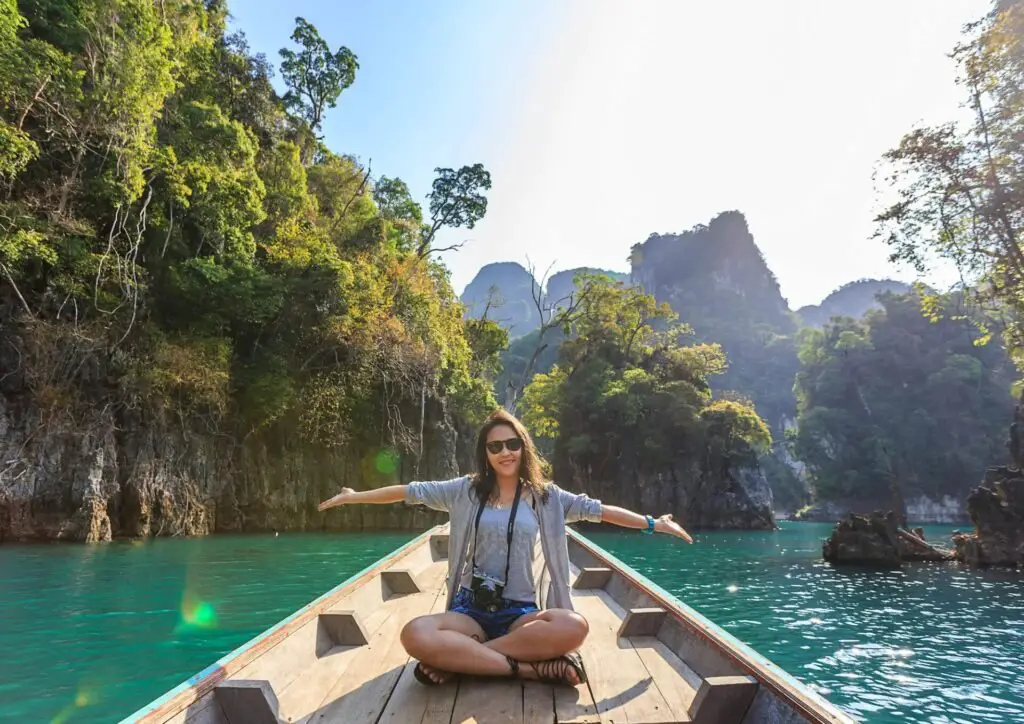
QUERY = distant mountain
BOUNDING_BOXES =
[796,279,914,328]
[460,263,628,337]
[545,268,630,306]
[460,262,540,335]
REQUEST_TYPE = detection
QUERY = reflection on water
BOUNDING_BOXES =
[1,523,1022,723]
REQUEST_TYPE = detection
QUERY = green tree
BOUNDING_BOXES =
[793,291,1014,504]
[0,3,497,504]
[875,1,1024,362]
[520,276,772,522]
[418,163,492,257]
[0,1,39,179]
[278,17,358,136]
[373,175,424,252]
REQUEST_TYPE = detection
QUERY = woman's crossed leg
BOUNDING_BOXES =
[400,608,589,685]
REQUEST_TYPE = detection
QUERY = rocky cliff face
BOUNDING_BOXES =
[954,468,1024,567]
[563,456,776,531]
[0,390,456,543]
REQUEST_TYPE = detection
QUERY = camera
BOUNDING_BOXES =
[470,572,505,611]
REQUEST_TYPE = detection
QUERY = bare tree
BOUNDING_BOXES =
[506,260,595,414]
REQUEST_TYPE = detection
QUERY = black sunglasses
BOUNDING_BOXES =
[485,438,523,454]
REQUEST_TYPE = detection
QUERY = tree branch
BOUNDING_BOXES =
[417,240,466,259]
[330,158,372,234]
[0,263,34,318]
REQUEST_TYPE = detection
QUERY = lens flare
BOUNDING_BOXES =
[177,592,218,632]
[49,684,99,724]
[374,448,399,474]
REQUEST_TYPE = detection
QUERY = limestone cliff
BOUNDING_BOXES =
[0,388,456,543]
[460,261,541,336]
[561,454,776,531]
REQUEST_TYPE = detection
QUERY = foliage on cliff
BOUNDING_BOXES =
[519,275,771,490]
[0,1,494,462]
[792,291,1015,503]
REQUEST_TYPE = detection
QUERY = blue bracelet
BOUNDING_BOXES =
[641,514,655,535]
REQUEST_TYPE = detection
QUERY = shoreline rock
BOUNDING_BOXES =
[952,466,1024,567]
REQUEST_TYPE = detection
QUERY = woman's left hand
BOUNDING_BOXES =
[655,514,693,544]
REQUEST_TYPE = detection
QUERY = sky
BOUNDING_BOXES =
[228,0,991,309]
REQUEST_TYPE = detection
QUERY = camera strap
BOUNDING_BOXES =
[472,478,524,587]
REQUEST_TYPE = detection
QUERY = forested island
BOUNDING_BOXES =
[2,0,1023,559]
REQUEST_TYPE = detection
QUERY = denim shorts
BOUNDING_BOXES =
[449,586,539,640]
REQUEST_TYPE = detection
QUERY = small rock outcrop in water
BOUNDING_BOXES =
[823,511,954,566]
[953,393,1024,567]
[954,467,1024,567]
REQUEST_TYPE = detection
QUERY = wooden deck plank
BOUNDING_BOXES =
[377,581,458,724]
[523,681,555,724]
[552,670,600,724]
[276,646,364,722]
[301,563,448,723]
[574,592,679,724]
[450,679,523,724]
[630,637,700,723]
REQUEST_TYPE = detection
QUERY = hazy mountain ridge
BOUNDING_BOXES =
[796,279,914,328]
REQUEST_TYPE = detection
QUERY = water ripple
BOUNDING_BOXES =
[587,522,1024,724]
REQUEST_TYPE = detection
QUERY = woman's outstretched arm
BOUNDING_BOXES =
[319,476,467,513]
[600,505,694,543]
[318,486,406,511]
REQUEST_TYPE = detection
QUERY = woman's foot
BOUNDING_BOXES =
[413,661,455,685]
[521,652,586,686]
[504,653,586,686]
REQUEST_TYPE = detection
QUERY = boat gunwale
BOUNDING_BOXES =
[567,528,855,724]
[118,524,445,724]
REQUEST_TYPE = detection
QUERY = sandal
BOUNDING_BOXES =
[413,661,454,686]
[528,652,588,687]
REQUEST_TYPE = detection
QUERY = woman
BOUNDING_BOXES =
[317,409,693,687]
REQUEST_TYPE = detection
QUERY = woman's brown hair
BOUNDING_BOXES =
[471,409,550,504]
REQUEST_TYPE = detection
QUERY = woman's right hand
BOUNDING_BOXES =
[318,487,356,512]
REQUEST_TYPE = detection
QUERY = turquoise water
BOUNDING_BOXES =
[1,523,1022,723]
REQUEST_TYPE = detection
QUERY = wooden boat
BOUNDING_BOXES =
[121,524,856,724]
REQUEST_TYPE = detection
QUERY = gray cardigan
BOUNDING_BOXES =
[405,475,604,611]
